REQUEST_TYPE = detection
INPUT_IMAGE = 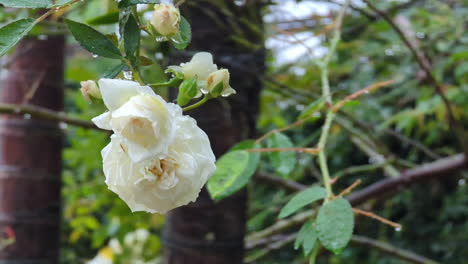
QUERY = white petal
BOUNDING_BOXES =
[92,111,112,130]
[182,52,218,80]
[110,94,175,162]
[98,79,141,111]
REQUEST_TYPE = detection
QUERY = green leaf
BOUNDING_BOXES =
[0,0,74,8]
[124,14,140,65]
[65,19,122,59]
[177,77,198,106]
[455,62,468,82]
[87,12,120,25]
[0,19,35,57]
[210,82,224,97]
[266,132,296,178]
[139,56,155,66]
[118,0,160,8]
[279,186,327,218]
[103,63,127,78]
[0,0,51,8]
[316,197,354,254]
[450,51,468,63]
[298,98,325,120]
[207,140,260,201]
[294,220,318,256]
[171,16,191,50]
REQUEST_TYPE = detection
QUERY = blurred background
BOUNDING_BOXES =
[0,0,467,263]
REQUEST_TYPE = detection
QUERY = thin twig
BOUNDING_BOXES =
[246,147,320,154]
[331,80,395,112]
[351,235,439,264]
[0,103,100,130]
[255,112,319,144]
[362,0,468,158]
[247,154,466,242]
[353,208,401,229]
[336,179,362,198]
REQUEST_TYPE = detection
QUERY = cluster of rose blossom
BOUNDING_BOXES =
[80,51,234,214]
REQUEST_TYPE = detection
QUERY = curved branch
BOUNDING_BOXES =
[249,154,466,241]
[0,103,100,130]
[361,0,468,158]
[351,235,439,264]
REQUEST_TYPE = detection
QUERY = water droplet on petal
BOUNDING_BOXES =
[155,36,167,42]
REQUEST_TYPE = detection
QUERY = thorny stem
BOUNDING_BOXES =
[316,0,349,200]
[317,111,335,198]
[182,96,209,112]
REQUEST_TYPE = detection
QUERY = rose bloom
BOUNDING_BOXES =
[168,52,218,95]
[150,3,181,36]
[93,79,176,162]
[93,79,216,213]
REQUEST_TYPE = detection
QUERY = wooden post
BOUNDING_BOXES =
[0,35,65,264]
[163,2,264,263]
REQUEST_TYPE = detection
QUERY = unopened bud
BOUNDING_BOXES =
[206,69,236,97]
[150,4,181,36]
[80,80,101,102]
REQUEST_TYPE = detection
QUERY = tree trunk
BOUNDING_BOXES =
[163,1,264,263]
[0,35,65,264]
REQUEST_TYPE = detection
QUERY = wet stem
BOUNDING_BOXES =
[316,1,349,200]
[182,96,209,112]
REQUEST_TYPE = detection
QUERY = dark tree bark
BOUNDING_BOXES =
[163,1,265,263]
[0,35,65,264]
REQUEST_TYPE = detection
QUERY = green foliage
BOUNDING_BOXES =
[87,12,119,26]
[103,63,127,79]
[294,220,317,256]
[65,19,122,59]
[266,133,296,178]
[123,14,140,66]
[207,140,260,201]
[0,18,35,57]
[0,0,74,8]
[177,77,198,106]
[171,16,192,50]
[316,198,354,254]
[278,186,326,218]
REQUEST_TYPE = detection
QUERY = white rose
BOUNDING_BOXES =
[168,52,218,94]
[101,105,216,214]
[206,69,236,97]
[92,79,175,162]
[150,3,181,36]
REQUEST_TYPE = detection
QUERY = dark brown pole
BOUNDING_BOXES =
[0,34,65,263]
[163,1,264,263]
